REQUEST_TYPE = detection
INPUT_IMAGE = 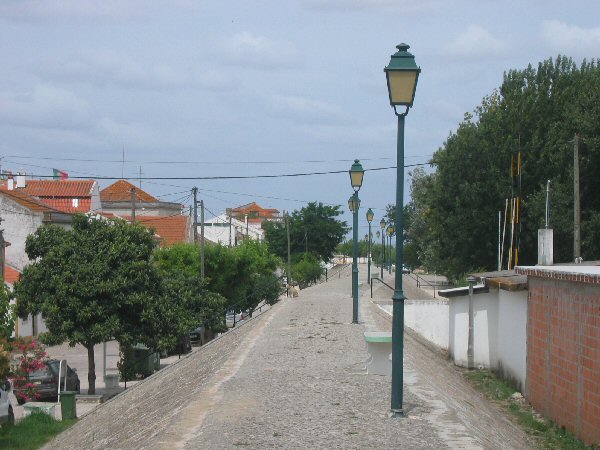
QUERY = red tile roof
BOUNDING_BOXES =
[101,180,159,203]
[5,266,21,285]
[0,189,60,213]
[35,198,92,213]
[230,202,280,224]
[18,180,96,198]
[123,215,191,246]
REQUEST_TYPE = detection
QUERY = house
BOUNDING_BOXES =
[122,215,193,247]
[2,174,101,214]
[0,189,71,338]
[101,180,183,217]
[203,213,264,245]
[227,202,281,226]
[0,189,72,272]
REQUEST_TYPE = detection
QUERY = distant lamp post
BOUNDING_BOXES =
[366,208,374,284]
[380,218,386,279]
[348,187,362,324]
[384,42,420,415]
[387,224,395,274]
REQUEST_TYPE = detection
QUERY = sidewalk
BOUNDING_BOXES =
[44,265,531,449]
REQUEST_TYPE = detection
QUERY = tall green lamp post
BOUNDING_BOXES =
[379,218,386,278]
[348,159,364,324]
[366,208,374,284]
[384,43,420,415]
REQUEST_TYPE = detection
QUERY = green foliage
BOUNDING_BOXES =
[152,243,228,343]
[0,285,15,341]
[14,214,159,394]
[204,240,283,313]
[403,56,600,279]
[291,253,324,289]
[465,369,591,450]
[0,411,76,449]
[264,202,349,263]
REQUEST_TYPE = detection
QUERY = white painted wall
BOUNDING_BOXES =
[448,287,527,392]
[1,193,44,272]
[448,290,498,369]
[496,289,527,393]
[381,300,449,350]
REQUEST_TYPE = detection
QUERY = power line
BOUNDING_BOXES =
[19,163,432,181]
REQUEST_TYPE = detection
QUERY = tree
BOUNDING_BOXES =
[152,243,229,345]
[203,240,283,313]
[291,253,324,289]
[15,214,159,394]
[264,202,349,263]
[403,56,600,280]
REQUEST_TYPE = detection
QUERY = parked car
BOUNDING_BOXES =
[189,325,205,346]
[0,379,13,425]
[12,359,80,403]
[402,265,411,274]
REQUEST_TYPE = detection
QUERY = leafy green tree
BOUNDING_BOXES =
[291,253,324,289]
[204,240,283,314]
[0,285,15,341]
[403,56,600,279]
[15,214,159,394]
[152,243,228,348]
[264,202,349,263]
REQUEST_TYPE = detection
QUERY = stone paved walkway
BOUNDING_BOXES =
[44,266,532,449]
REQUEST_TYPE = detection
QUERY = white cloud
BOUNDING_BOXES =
[303,0,442,14]
[218,32,303,70]
[270,95,348,124]
[0,0,197,22]
[541,20,600,55]
[442,25,508,59]
[35,51,232,91]
[0,84,90,130]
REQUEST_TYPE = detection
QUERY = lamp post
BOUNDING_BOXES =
[384,42,420,415]
[366,208,374,284]
[387,224,395,274]
[349,159,364,324]
[380,218,386,279]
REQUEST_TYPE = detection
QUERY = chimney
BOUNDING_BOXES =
[538,229,553,266]
[16,172,26,189]
[7,178,14,191]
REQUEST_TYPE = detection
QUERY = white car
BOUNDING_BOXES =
[0,380,14,425]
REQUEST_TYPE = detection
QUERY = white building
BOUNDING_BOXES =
[202,213,264,246]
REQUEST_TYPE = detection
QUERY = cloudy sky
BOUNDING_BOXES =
[2,0,599,235]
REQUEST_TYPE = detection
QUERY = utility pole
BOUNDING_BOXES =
[229,213,232,247]
[200,199,205,280]
[192,187,198,244]
[286,211,292,295]
[131,187,136,222]
[574,133,581,261]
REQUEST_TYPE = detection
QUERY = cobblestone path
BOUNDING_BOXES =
[44,268,531,449]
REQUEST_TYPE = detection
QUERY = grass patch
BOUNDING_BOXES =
[0,412,76,449]
[463,369,592,449]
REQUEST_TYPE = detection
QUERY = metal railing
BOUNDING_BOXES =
[370,276,394,298]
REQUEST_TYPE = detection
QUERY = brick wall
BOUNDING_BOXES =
[522,270,600,445]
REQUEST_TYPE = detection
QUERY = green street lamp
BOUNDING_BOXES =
[366,208,374,285]
[379,218,386,279]
[384,42,420,416]
[387,225,395,274]
[348,181,362,325]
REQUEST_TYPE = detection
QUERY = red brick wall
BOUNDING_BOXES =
[526,276,600,445]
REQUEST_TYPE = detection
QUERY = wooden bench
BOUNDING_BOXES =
[364,331,392,376]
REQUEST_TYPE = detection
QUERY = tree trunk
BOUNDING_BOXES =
[86,344,96,395]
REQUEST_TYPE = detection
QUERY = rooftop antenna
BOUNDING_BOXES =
[139,166,143,189]
[122,144,125,179]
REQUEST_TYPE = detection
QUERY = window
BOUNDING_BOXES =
[72,198,79,208]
